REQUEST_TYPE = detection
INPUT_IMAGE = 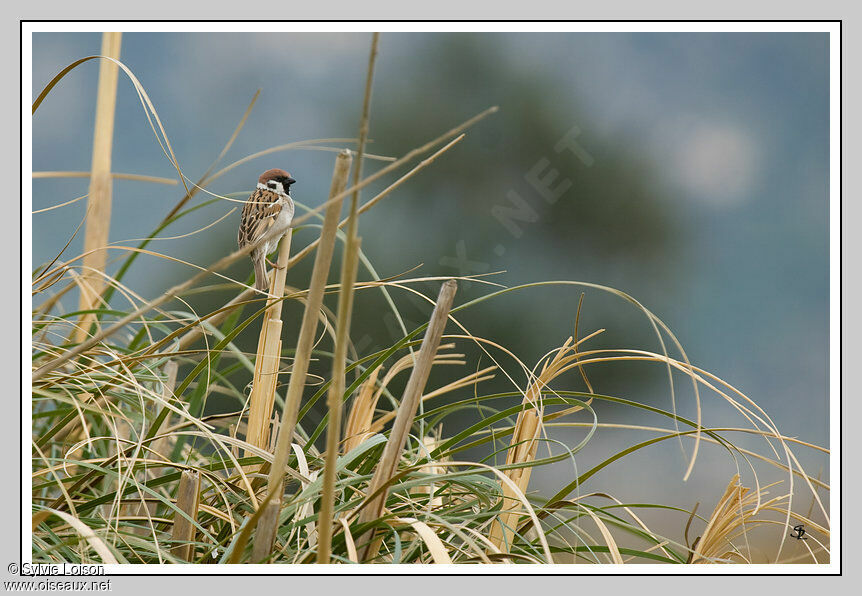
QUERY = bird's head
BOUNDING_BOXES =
[258,168,296,195]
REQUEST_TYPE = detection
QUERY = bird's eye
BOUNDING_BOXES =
[267,181,277,189]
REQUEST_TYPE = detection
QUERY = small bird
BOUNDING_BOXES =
[237,168,296,292]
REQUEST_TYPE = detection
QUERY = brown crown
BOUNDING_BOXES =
[258,168,292,184]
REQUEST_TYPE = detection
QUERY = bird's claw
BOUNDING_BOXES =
[266,258,285,270]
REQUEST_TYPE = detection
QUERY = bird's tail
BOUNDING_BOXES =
[253,254,269,293]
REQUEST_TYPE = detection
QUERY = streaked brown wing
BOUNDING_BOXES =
[238,188,283,249]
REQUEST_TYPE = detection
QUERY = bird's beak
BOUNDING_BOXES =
[286,177,296,186]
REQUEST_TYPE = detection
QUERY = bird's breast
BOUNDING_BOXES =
[273,196,295,232]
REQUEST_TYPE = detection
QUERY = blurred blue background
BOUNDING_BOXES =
[31,31,830,554]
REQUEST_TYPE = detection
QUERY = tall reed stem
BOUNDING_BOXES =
[317,32,380,564]
[76,32,122,343]
[357,280,458,561]
[170,470,200,562]
[251,150,353,560]
[245,229,293,453]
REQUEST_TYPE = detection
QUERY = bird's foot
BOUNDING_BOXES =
[266,257,285,270]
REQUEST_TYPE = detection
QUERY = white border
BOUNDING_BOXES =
[23,20,841,575]
[23,18,33,577]
[27,21,839,33]
[827,16,841,577]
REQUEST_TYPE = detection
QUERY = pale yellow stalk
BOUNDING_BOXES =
[76,32,122,343]
[252,150,353,561]
[170,470,201,562]
[342,367,383,453]
[489,337,595,550]
[689,474,794,564]
[357,280,458,561]
[317,31,380,565]
[33,171,177,185]
[245,229,293,453]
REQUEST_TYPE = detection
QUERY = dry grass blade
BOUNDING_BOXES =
[286,108,488,230]
[343,367,382,453]
[580,506,623,564]
[250,496,282,563]
[34,509,118,564]
[317,235,362,561]
[35,53,195,221]
[193,138,359,192]
[125,360,179,534]
[76,32,122,343]
[161,89,261,224]
[288,134,465,271]
[32,193,89,215]
[31,214,284,381]
[358,279,458,561]
[689,474,788,563]
[397,517,453,564]
[31,511,51,532]
[489,334,594,551]
[349,31,379,207]
[365,362,496,435]
[170,470,201,561]
[340,518,359,563]
[33,171,177,185]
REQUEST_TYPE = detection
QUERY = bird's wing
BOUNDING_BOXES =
[238,188,283,249]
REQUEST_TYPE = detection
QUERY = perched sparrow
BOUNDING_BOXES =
[237,168,296,292]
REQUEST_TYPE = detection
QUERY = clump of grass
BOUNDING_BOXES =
[30,35,829,566]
